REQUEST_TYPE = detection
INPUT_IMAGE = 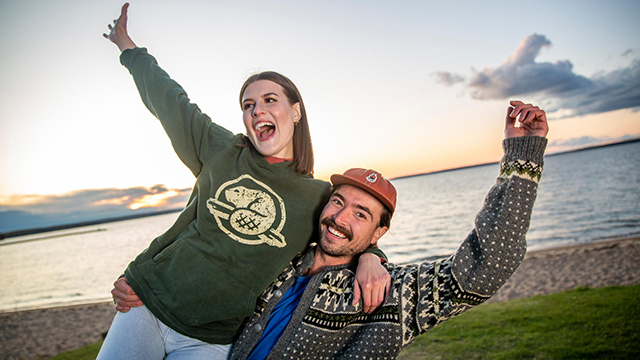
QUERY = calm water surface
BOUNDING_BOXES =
[1,141,638,312]
[385,141,640,263]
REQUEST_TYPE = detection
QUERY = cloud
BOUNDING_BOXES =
[435,34,640,118]
[0,185,191,233]
[433,71,465,86]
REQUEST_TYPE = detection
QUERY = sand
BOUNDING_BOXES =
[1,236,639,360]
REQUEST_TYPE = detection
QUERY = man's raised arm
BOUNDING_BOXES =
[395,100,549,341]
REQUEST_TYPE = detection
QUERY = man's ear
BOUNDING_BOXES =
[370,227,388,245]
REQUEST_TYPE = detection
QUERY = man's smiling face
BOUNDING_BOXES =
[318,185,387,260]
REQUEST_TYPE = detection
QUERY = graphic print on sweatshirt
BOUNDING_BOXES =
[207,174,286,247]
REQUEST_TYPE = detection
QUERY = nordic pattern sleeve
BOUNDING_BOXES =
[396,136,547,345]
[120,47,236,177]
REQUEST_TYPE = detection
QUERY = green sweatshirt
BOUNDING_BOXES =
[119,48,331,344]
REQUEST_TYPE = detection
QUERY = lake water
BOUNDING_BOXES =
[1,141,639,312]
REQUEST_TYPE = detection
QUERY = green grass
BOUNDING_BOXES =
[48,341,103,360]
[398,285,640,360]
[50,285,640,360]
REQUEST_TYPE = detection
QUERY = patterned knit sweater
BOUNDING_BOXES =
[230,136,547,360]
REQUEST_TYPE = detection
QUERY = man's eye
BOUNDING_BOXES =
[356,212,366,219]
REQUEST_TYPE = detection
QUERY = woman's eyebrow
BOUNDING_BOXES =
[261,92,280,98]
[244,92,280,103]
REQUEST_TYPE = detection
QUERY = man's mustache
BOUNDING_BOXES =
[321,217,353,240]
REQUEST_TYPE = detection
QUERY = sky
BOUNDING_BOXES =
[1,0,639,233]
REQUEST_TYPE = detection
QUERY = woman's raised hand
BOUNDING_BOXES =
[103,3,137,52]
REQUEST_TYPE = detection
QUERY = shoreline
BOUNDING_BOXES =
[487,235,640,303]
[1,236,639,359]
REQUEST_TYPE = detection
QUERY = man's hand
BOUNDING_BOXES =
[112,277,143,312]
[353,253,391,314]
[103,3,137,52]
[505,100,549,139]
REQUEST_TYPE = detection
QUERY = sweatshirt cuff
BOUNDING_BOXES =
[119,47,148,70]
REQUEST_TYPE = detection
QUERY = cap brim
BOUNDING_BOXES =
[330,174,395,213]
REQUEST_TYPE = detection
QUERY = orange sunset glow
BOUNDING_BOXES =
[129,190,181,210]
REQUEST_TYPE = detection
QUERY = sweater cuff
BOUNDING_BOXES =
[502,136,547,165]
[500,136,547,183]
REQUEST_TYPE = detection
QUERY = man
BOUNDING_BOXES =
[114,100,548,359]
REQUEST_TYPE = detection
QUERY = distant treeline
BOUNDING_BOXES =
[0,208,182,240]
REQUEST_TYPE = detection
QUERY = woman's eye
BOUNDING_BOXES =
[265,97,276,103]
[243,103,254,110]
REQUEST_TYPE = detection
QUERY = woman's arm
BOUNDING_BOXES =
[103,4,236,176]
[353,253,391,314]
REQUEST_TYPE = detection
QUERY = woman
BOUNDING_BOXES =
[97,4,389,359]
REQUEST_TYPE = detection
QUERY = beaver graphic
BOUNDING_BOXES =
[224,186,276,235]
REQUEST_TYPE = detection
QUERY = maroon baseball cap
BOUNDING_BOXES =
[330,168,397,215]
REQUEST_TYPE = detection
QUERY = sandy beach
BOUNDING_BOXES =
[1,236,639,360]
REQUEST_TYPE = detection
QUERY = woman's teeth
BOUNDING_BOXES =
[255,122,275,139]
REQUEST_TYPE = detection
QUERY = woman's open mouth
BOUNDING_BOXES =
[254,122,275,140]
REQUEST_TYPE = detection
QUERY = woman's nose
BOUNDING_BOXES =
[252,104,266,117]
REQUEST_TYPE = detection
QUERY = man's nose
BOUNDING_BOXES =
[332,208,349,227]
